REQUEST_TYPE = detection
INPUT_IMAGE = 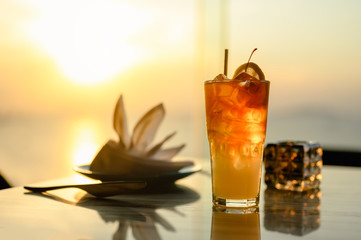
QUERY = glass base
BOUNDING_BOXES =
[213,204,259,214]
[213,195,259,212]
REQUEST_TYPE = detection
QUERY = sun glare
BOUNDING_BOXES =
[70,118,101,166]
[25,1,150,85]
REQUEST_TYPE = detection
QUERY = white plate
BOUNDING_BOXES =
[74,163,202,185]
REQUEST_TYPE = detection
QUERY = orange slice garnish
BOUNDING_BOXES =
[232,62,265,80]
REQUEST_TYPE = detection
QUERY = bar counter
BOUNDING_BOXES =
[0,160,360,240]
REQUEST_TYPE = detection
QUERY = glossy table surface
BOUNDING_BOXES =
[1,161,361,240]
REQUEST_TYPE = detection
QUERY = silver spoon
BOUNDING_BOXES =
[24,181,147,197]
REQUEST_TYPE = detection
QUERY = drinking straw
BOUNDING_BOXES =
[224,49,228,76]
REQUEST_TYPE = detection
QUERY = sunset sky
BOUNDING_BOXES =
[0,0,202,117]
[1,0,361,157]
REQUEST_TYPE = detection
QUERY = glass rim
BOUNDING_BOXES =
[204,79,270,84]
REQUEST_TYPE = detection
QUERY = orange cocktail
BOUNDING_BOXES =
[204,50,270,208]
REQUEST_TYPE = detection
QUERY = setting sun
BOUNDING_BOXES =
[25,1,150,85]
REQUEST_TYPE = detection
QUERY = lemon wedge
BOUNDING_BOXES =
[232,62,265,80]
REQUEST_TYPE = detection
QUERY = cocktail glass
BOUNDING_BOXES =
[204,77,270,209]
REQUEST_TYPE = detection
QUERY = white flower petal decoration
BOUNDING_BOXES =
[90,95,193,175]
[145,131,177,158]
[130,103,165,154]
[148,144,186,161]
[113,95,130,149]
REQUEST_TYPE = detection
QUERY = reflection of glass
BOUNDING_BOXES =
[211,208,260,240]
[264,188,321,236]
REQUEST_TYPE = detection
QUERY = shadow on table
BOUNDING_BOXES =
[263,187,321,236]
[27,183,200,240]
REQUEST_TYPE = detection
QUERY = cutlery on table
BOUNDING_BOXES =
[24,181,147,197]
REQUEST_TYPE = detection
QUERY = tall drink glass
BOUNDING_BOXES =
[204,77,270,208]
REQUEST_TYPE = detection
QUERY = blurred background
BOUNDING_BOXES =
[1,0,361,186]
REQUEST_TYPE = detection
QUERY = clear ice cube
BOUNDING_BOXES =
[233,72,257,82]
[213,74,228,81]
